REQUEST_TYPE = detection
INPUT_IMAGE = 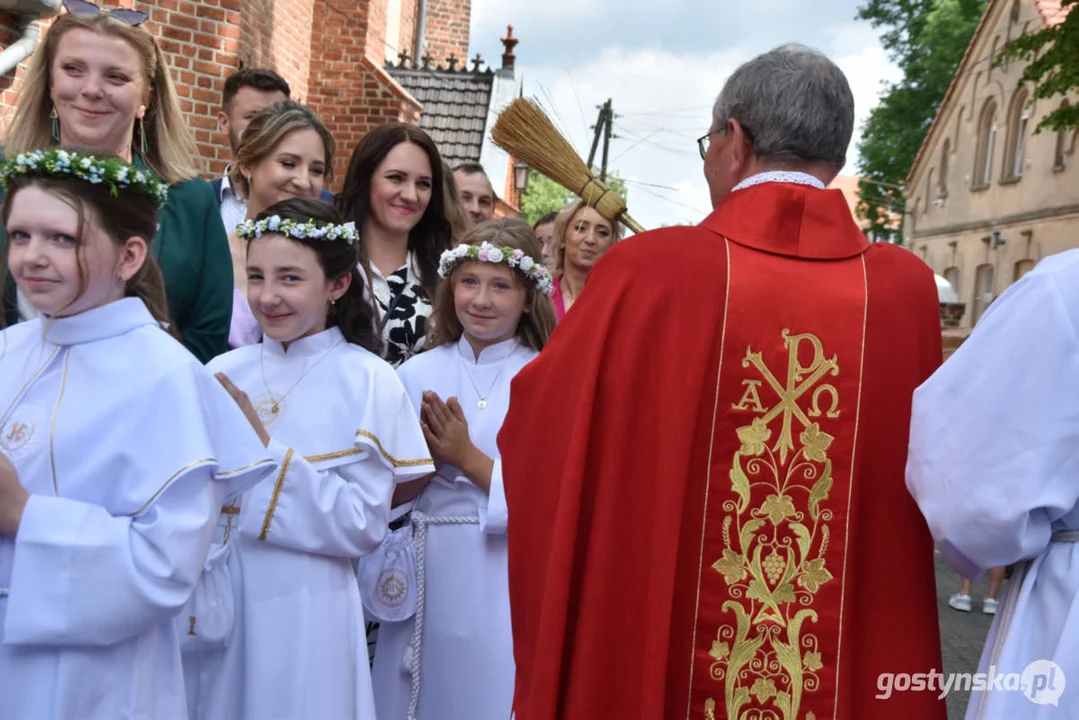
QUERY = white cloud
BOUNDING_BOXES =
[469,2,900,230]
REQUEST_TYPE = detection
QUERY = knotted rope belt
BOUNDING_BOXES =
[406,509,480,720]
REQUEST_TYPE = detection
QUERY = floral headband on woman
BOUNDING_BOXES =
[235,215,358,245]
[438,241,555,296]
[0,149,169,208]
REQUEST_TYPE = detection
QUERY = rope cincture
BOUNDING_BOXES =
[406,509,480,720]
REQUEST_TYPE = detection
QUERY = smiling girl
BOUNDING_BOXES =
[223,100,334,348]
[0,149,274,719]
[190,197,434,719]
[337,123,451,367]
[365,218,555,720]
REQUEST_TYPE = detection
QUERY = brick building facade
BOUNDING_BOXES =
[0,0,474,188]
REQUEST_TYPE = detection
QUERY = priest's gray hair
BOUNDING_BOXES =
[711,44,854,171]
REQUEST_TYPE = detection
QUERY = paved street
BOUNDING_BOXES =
[935,551,1000,719]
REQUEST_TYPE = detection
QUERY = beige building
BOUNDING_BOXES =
[904,0,1078,329]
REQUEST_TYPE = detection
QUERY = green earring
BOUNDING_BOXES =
[138,117,147,157]
[50,106,60,143]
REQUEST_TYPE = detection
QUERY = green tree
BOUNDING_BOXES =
[519,169,572,225]
[998,0,1079,132]
[518,168,627,226]
[855,0,987,243]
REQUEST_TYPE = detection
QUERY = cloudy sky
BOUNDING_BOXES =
[469,0,903,229]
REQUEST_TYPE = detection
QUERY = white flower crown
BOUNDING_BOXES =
[235,215,358,245]
[438,241,555,296]
[0,149,169,208]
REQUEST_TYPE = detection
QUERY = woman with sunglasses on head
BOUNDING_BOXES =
[0,1,233,363]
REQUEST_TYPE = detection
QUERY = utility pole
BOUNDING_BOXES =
[599,98,613,181]
[586,101,608,171]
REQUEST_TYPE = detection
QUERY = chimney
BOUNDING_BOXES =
[500,25,518,72]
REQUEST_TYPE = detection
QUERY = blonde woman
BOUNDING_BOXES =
[547,199,621,320]
[224,100,335,347]
[1,1,232,362]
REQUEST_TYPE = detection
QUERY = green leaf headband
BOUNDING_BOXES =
[235,215,358,245]
[438,241,555,296]
[0,149,169,209]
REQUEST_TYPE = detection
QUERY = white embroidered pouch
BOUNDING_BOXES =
[177,542,235,651]
[358,522,417,623]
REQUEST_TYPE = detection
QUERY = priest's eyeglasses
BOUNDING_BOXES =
[63,0,150,26]
[697,123,756,160]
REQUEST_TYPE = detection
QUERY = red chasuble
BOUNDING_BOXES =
[498,182,946,720]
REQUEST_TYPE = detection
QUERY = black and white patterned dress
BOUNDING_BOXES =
[370,252,434,368]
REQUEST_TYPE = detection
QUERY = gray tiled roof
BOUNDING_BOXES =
[386,66,496,168]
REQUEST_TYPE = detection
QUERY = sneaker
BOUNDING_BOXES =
[949,593,973,612]
[983,598,999,615]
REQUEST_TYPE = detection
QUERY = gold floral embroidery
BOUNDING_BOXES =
[706,330,840,720]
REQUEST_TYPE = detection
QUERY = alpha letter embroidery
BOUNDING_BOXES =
[707,330,838,719]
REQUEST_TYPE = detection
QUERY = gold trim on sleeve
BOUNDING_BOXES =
[304,447,363,463]
[126,458,216,516]
[258,447,294,541]
[215,457,274,477]
[355,429,433,468]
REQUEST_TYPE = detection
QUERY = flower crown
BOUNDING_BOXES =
[0,149,169,209]
[235,215,358,245]
[439,241,555,296]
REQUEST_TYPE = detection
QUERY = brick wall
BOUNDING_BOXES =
[423,0,469,66]
[0,14,54,126]
[308,0,420,187]
[397,0,417,65]
[0,0,460,187]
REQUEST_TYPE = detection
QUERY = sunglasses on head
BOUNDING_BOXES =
[62,0,149,27]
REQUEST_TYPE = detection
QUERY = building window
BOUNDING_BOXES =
[973,263,995,324]
[1055,100,1071,171]
[989,37,1000,82]
[1010,0,1021,23]
[974,101,998,188]
[1003,87,1030,180]
[943,266,961,298]
[1015,259,1035,281]
[939,138,950,198]
[925,168,935,212]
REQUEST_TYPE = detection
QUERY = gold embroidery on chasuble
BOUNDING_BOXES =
[706,330,841,720]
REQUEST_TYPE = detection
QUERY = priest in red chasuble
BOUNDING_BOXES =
[498,44,946,720]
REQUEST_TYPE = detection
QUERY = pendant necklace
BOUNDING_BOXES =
[258,337,345,425]
[458,340,514,409]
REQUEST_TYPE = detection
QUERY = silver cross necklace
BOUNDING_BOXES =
[457,340,514,409]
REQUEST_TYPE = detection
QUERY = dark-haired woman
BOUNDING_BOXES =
[337,122,451,367]
[190,197,435,719]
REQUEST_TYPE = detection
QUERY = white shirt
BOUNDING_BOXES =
[219,169,248,235]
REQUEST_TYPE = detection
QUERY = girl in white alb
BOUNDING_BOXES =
[0,149,274,720]
[184,196,434,720]
[364,218,557,719]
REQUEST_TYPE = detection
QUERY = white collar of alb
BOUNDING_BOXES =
[732,171,826,193]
